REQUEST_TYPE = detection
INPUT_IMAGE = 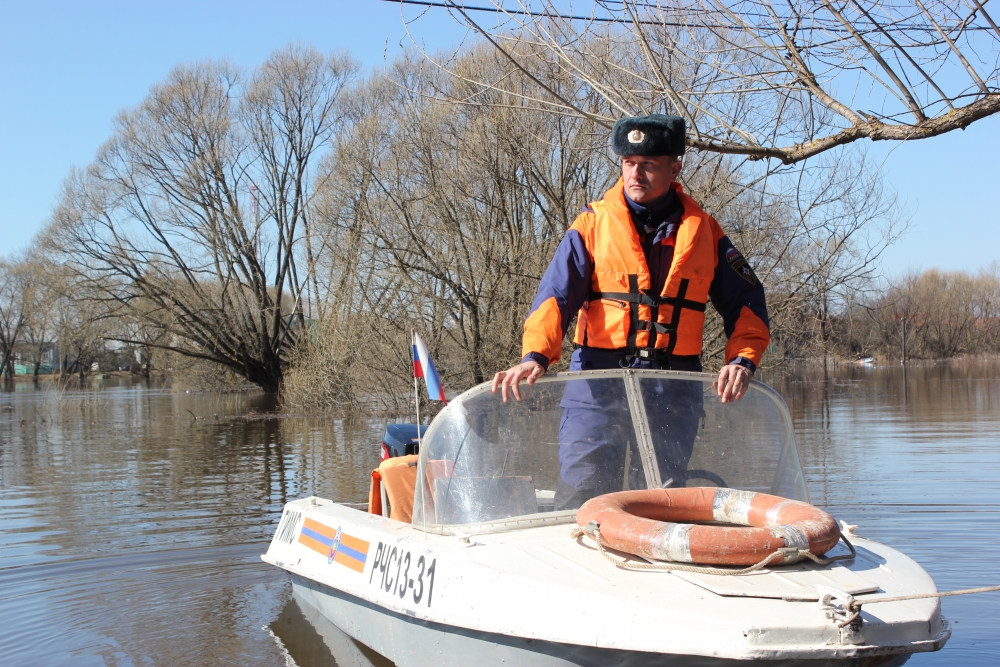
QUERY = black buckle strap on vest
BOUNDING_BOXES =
[637,321,676,335]
[588,281,707,313]
[658,281,708,314]
[663,278,693,355]
[587,289,660,306]
[588,277,707,361]
[625,274,640,354]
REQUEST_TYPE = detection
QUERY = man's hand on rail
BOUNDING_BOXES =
[491,361,546,402]
[715,364,752,404]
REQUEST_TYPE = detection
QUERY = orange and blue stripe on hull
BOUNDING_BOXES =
[298,518,369,573]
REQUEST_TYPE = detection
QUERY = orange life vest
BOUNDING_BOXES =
[571,180,722,358]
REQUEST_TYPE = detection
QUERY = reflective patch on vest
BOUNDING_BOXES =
[730,258,757,285]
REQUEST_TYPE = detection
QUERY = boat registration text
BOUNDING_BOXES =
[369,542,437,608]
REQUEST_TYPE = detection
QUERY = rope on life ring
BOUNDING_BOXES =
[571,522,856,576]
[574,487,850,570]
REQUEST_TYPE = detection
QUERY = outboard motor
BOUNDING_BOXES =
[380,424,427,460]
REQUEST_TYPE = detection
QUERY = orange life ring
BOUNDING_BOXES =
[576,487,840,566]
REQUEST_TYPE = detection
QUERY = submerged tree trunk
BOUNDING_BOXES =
[244,361,283,395]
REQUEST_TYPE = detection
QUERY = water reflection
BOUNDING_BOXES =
[269,592,394,667]
[774,359,1000,665]
[1,362,998,665]
[0,380,381,667]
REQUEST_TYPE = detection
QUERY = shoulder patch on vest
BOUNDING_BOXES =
[581,204,594,213]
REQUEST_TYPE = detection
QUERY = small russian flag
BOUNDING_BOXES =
[412,332,447,403]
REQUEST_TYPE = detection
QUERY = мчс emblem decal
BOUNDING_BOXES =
[725,247,757,284]
[730,257,757,285]
[298,518,370,572]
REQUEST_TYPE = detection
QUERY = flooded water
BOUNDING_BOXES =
[0,361,997,666]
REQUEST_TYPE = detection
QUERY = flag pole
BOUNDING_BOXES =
[412,330,428,538]
[413,330,422,445]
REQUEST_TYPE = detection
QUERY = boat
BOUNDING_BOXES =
[262,369,950,666]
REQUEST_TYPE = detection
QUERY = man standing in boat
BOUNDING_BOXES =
[491,114,770,509]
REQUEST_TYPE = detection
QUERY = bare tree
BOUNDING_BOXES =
[284,47,610,409]
[18,254,60,377]
[828,265,1000,361]
[402,0,1000,163]
[110,313,166,377]
[905,269,995,357]
[46,46,358,392]
[281,44,904,414]
[55,293,109,380]
[0,258,29,380]
[348,50,607,385]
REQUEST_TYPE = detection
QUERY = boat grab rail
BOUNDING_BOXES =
[417,509,578,536]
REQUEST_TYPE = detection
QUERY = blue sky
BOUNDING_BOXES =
[1,0,997,276]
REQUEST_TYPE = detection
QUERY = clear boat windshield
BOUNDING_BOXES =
[412,370,807,535]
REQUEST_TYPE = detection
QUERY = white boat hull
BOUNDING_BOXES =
[264,498,950,667]
[294,572,940,667]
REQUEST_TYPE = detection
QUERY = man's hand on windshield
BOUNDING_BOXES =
[715,364,752,404]
[491,360,546,402]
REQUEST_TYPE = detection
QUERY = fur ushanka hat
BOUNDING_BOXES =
[611,114,686,157]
